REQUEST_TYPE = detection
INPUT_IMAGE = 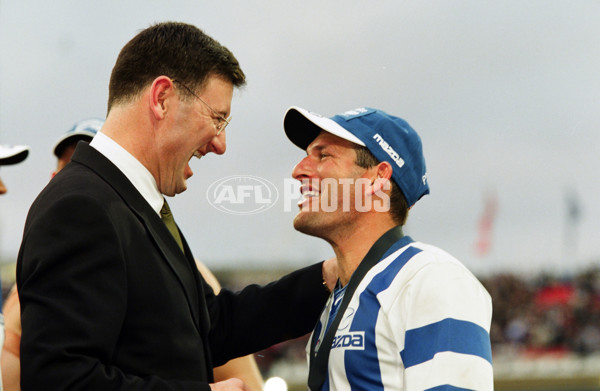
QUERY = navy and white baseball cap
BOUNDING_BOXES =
[0,144,29,166]
[284,106,429,207]
[53,117,104,157]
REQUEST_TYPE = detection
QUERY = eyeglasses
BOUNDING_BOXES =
[172,79,231,136]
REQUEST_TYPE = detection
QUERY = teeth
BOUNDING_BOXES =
[193,151,202,159]
[300,184,320,199]
[300,190,320,204]
[298,188,320,207]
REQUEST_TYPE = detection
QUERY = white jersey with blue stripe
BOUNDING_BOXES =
[307,239,493,391]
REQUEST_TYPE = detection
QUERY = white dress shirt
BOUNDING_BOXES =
[89,131,165,215]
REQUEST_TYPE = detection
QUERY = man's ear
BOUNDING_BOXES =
[369,161,393,195]
[149,76,175,120]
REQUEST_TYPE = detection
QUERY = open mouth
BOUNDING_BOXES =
[298,183,320,207]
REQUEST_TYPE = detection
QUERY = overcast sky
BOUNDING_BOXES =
[0,0,598,276]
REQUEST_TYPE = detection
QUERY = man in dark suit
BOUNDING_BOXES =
[17,22,335,391]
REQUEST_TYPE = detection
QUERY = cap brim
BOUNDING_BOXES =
[53,118,103,157]
[53,131,96,157]
[284,106,365,150]
[0,145,29,165]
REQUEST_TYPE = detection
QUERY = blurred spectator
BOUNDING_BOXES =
[0,145,29,195]
[0,143,30,391]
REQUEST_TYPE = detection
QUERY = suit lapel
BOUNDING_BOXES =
[71,143,205,334]
[180,234,213,373]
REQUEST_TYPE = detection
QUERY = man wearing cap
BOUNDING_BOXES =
[51,118,104,175]
[0,143,29,391]
[0,145,29,195]
[284,107,493,390]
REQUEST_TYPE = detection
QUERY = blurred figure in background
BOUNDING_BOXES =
[0,143,30,391]
[0,145,29,195]
[51,118,104,176]
[1,118,263,391]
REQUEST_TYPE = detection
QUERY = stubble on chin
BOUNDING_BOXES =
[293,211,328,239]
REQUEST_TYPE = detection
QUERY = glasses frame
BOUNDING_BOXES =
[172,79,231,136]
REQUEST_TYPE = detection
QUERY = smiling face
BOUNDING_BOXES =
[155,75,233,196]
[291,131,374,239]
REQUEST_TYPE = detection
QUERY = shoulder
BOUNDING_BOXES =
[367,241,478,291]
[28,178,118,224]
[388,242,486,292]
[372,242,492,329]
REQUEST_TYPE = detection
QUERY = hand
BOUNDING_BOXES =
[322,257,338,292]
[209,378,253,391]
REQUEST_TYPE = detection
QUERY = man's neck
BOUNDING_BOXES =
[102,103,161,178]
[331,217,397,286]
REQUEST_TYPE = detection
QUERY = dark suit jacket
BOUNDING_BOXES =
[16,143,328,390]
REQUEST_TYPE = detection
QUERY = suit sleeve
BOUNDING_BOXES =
[17,194,211,391]
[206,262,329,367]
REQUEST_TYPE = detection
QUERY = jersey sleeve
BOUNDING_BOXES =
[383,252,493,391]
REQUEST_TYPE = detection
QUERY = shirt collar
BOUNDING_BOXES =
[89,131,164,215]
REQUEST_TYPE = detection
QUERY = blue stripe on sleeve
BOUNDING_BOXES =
[400,318,492,368]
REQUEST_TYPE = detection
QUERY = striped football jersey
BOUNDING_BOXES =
[307,240,493,390]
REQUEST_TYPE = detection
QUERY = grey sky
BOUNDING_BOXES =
[1,0,598,276]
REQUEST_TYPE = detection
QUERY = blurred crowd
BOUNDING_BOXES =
[483,265,600,356]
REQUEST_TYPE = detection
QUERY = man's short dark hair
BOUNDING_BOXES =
[107,22,246,112]
[354,146,409,225]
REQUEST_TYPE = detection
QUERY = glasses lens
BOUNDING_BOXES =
[174,79,230,135]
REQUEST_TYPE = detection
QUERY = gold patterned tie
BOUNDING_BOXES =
[160,200,184,252]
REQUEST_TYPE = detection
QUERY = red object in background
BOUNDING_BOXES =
[534,284,574,308]
[475,192,498,257]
